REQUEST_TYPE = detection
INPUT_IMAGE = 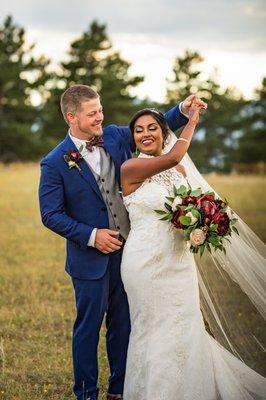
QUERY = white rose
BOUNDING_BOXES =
[185,211,198,225]
[171,196,182,211]
[190,229,206,247]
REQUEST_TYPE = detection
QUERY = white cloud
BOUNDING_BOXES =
[1,0,266,101]
[2,0,266,51]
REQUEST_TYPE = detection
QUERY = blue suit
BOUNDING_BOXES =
[39,105,188,399]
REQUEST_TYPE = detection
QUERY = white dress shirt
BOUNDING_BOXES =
[69,131,100,247]
[69,131,101,175]
[69,103,188,248]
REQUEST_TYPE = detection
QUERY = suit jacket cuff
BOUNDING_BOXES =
[179,101,189,118]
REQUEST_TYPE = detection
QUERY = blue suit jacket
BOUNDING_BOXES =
[39,105,188,279]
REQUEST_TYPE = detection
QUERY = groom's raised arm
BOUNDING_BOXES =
[39,159,94,250]
[164,103,189,132]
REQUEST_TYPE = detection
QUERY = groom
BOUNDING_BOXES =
[39,84,204,400]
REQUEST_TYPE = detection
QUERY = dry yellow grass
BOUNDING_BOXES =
[0,164,265,399]
[206,173,266,241]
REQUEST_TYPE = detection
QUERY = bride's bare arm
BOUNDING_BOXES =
[121,106,200,195]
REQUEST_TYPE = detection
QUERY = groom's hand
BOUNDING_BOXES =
[181,95,207,116]
[95,229,123,254]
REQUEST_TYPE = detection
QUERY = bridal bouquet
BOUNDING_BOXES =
[155,184,239,256]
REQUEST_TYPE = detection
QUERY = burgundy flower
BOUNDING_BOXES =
[212,212,230,236]
[182,196,198,206]
[68,150,82,163]
[197,194,217,219]
[197,194,214,206]
[171,209,187,229]
[200,201,217,219]
[214,199,227,209]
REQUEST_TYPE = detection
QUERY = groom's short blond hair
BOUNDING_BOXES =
[60,84,99,124]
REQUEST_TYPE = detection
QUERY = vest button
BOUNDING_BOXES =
[106,190,110,194]
[114,214,117,218]
[117,226,120,229]
[109,202,113,206]
[101,178,105,182]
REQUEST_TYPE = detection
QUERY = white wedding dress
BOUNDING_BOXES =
[121,167,266,400]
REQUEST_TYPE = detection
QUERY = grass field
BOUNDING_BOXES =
[0,164,265,400]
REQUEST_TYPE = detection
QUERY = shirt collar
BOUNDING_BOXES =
[68,129,101,156]
[68,129,87,145]
[68,129,89,155]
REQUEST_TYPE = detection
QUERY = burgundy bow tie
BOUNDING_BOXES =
[86,136,104,152]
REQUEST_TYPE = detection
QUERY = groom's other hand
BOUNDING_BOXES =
[181,95,207,116]
[95,229,123,254]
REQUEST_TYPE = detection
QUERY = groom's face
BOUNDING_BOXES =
[74,97,104,138]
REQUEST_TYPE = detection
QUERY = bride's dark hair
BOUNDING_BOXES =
[129,108,171,147]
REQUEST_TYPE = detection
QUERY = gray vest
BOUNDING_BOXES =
[90,148,130,240]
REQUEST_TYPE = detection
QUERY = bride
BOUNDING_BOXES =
[120,103,266,399]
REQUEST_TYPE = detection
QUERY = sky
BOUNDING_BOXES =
[1,0,266,102]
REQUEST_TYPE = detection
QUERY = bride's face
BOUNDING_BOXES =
[133,114,164,156]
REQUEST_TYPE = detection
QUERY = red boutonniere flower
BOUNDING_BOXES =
[64,149,82,171]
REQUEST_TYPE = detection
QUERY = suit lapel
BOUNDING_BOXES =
[61,134,104,201]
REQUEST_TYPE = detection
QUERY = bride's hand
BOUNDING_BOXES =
[188,102,202,126]
[181,94,207,115]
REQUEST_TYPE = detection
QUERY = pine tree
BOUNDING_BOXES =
[166,51,244,172]
[0,15,50,162]
[41,21,144,140]
[166,50,204,103]
[236,77,266,163]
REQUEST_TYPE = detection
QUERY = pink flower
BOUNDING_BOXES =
[190,229,206,247]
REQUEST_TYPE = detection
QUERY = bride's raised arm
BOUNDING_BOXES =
[121,103,202,196]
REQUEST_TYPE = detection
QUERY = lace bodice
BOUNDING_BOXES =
[123,167,187,212]
[122,167,189,257]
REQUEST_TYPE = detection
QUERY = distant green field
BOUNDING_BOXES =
[0,164,265,400]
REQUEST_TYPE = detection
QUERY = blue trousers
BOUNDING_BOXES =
[71,249,130,400]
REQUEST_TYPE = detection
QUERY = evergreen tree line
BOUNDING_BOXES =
[0,15,265,172]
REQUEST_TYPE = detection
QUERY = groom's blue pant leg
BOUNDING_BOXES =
[72,250,130,400]
[106,251,131,394]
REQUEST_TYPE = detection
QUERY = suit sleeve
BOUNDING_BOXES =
[39,159,94,250]
[115,125,136,154]
[164,104,189,132]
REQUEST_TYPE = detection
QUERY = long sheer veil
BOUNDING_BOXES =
[161,131,266,374]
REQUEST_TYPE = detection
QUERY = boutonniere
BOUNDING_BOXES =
[64,145,84,171]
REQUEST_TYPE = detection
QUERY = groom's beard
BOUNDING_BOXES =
[77,119,103,138]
